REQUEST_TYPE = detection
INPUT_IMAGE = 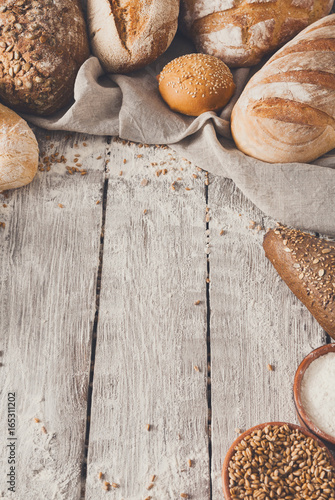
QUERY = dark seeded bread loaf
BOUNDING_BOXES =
[0,0,89,116]
[263,225,335,339]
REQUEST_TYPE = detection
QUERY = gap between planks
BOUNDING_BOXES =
[80,142,214,499]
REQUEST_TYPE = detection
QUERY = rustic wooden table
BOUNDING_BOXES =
[0,128,330,500]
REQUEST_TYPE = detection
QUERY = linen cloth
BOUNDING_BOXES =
[24,35,335,236]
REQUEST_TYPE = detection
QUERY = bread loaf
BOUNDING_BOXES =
[0,103,38,190]
[0,0,89,116]
[263,225,335,339]
[87,0,180,74]
[231,14,335,163]
[180,0,333,68]
[158,53,236,116]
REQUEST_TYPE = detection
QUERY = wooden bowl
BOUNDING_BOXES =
[294,344,335,448]
[222,421,335,499]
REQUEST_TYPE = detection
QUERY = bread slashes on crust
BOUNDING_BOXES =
[263,225,335,339]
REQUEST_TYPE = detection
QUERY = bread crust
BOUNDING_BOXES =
[231,14,335,163]
[0,103,38,190]
[87,0,180,74]
[158,53,236,116]
[263,226,335,339]
[180,0,333,67]
[0,0,89,116]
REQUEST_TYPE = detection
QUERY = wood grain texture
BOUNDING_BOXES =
[207,176,327,499]
[85,142,211,500]
[0,130,107,500]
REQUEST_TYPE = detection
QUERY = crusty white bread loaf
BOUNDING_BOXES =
[180,0,334,67]
[0,0,90,116]
[231,14,335,163]
[0,103,38,190]
[87,0,180,74]
[263,225,335,339]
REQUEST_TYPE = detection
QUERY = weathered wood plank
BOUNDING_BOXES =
[85,143,210,500]
[208,176,327,499]
[0,130,107,500]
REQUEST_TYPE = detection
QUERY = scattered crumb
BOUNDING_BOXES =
[206,278,210,284]
[112,483,119,489]
[249,220,256,229]
[256,225,263,232]
[185,187,191,191]
[143,209,148,215]
[3,203,7,207]
[192,174,198,179]
[144,497,152,500]
[41,426,47,434]
[83,142,87,147]
[119,171,123,176]
[194,365,200,372]
[96,200,100,205]
[220,229,225,236]
[103,481,110,491]
[96,156,102,160]
[0,222,5,228]
[141,179,148,187]
[123,159,127,164]
[181,494,189,498]
[235,427,242,434]
[58,204,64,208]
[137,154,143,158]
[162,169,167,175]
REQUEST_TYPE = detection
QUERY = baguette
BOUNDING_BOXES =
[231,14,335,163]
[87,0,180,74]
[263,225,335,339]
[0,103,38,191]
[0,0,89,116]
[180,0,333,68]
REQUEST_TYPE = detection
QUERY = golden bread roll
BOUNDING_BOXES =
[231,14,335,163]
[158,53,236,116]
[0,104,39,191]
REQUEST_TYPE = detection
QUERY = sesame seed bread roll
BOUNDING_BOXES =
[231,14,335,163]
[0,103,38,190]
[87,0,180,74]
[263,225,335,339]
[158,53,236,116]
[180,0,334,68]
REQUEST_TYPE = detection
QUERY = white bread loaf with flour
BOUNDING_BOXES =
[231,14,335,163]
[180,0,334,67]
[87,0,180,74]
[0,104,38,190]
